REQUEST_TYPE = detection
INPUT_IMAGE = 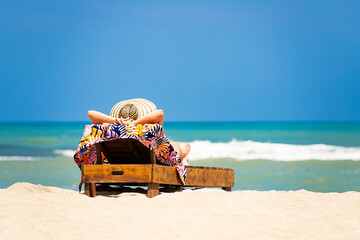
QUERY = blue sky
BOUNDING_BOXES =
[1,1,359,121]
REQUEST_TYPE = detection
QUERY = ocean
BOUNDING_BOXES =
[0,121,360,192]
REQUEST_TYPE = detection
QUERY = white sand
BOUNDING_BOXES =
[0,183,360,240]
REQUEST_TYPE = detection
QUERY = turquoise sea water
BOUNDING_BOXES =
[0,121,360,192]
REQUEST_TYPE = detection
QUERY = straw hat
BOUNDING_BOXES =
[110,98,157,120]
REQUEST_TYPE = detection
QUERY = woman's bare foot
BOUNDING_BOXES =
[182,156,189,166]
[180,143,191,160]
[169,142,191,165]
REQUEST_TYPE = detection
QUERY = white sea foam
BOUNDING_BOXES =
[54,149,75,157]
[183,140,360,161]
[0,156,45,161]
[3,141,359,162]
[0,149,75,161]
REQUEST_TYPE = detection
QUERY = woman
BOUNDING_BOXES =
[87,107,191,165]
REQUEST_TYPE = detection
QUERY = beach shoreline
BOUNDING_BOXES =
[1,182,359,240]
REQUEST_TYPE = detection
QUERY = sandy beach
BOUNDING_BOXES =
[0,183,359,240]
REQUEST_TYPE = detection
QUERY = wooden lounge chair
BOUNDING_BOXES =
[81,138,234,198]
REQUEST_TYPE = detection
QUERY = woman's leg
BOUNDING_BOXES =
[170,141,191,165]
[182,156,189,166]
[180,144,191,159]
[171,141,181,157]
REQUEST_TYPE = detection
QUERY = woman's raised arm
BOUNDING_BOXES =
[133,109,164,126]
[88,109,164,126]
[87,110,117,124]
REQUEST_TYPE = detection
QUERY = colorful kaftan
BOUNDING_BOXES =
[74,123,186,184]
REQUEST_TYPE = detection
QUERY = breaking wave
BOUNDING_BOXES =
[0,150,75,161]
[0,156,46,161]
[185,139,360,161]
[54,149,75,157]
[3,141,359,162]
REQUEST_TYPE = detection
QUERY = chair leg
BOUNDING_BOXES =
[222,187,232,192]
[86,183,96,197]
[84,183,90,196]
[147,183,160,198]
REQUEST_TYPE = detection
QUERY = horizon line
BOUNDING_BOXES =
[1,120,360,124]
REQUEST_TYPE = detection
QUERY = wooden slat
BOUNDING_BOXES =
[96,143,103,164]
[103,152,150,157]
[104,153,150,164]
[102,139,147,148]
[82,163,234,186]
[100,146,150,152]
[82,164,152,183]
[185,167,234,187]
[101,143,115,163]
[150,151,156,164]
[127,141,141,159]
[152,165,234,188]
[99,139,151,164]
[152,165,182,185]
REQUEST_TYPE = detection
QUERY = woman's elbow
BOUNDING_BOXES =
[87,110,98,123]
[155,109,164,125]
[157,109,164,117]
[87,110,94,118]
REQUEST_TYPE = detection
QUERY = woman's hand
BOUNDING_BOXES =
[121,117,134,124]
[113,117,134,125]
